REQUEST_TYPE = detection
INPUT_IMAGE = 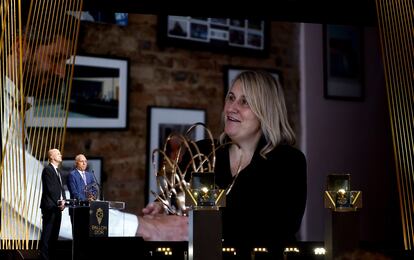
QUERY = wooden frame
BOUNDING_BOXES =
[146,106,206,203]
[324,24,364,101]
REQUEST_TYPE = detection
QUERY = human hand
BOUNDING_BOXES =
[58,200,65,211]
[136,214,188,241]
[142,201,165,215]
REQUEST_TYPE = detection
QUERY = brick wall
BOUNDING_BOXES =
[63,14,300,216]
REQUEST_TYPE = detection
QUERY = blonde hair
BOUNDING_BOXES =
[220,70,295,157]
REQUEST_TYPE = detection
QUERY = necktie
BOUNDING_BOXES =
[56,168,65,200]
[82,172,87,185]
[56,168,62,185]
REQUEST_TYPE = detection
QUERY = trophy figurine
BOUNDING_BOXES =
[324,174,362,211]
[324,173,362,259]
[151,123,227,260]
[84,182,100,203]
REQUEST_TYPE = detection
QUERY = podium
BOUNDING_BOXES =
[69,200,125,260]
[324,174,362,259]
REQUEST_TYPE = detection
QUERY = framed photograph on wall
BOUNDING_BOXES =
[223,65,282,98]
[146,106,206,203]
[158,16,270,57]
[26,55,129,129]
[324,24,364,101]
[43,157,103,191]
[70,11,128,26]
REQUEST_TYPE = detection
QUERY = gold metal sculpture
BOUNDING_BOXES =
[1,0,82,249]
[375,0,414,250]
[151,123,227,216]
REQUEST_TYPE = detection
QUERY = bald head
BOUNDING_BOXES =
[48,148,62,166]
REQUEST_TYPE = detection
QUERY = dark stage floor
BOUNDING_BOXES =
[0,238,413,260]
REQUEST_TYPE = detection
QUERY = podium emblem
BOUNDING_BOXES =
[89,201,109,237]
[96,207,104,225]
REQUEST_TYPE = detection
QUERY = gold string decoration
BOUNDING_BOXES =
[1,0,82,249]
[375,0,414,250]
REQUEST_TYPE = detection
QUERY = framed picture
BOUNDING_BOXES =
[69,11,128,26]
[26,55,129,129]
[81,12,128,26]
[223,65,282,98]
[324,24,364,101]
[43,157,103,190]
[146,106,206,203]
[158,16,270,57]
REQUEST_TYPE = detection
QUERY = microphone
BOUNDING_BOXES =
[91,170,104,201]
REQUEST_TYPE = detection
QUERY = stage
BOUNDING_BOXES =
[1,238,412,260]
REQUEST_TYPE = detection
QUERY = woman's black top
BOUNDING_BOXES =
[183,137,307,252]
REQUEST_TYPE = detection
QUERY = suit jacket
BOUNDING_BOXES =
[40,163,66,211]
[67,169,96,201]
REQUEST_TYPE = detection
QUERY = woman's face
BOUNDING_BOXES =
[223,80,261,143]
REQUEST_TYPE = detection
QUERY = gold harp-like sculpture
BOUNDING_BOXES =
[152,123,228,216]
[375,0,414,250]
[1,0,82,249]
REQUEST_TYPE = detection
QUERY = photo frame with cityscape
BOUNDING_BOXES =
[26,55,129,129]
[158,16,270,57]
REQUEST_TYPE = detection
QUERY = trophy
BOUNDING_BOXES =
[324,173,362,211]
[84,182,100,202]
[151,123,227,260]
[324,174,363,259]
[151,123,227,215]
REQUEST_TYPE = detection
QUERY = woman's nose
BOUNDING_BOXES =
[225,104,236,114]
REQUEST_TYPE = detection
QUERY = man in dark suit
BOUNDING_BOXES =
[67,154,97,202]
[40,148,66,260]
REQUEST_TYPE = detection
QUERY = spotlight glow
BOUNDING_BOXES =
[314,247,326,255]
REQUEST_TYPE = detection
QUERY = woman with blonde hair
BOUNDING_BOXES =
[139,70,307,258]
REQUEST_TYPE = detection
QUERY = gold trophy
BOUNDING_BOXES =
[324,174,362,211]
[84,182,100,203]
[324,174,362,259]
[151,123,226,215]
[151,123,226,260]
